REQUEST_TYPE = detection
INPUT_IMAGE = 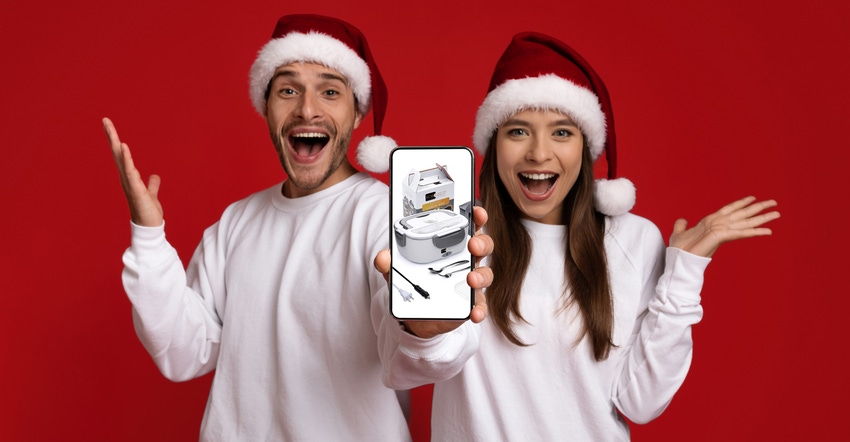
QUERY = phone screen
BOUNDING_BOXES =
[389,146,475,320]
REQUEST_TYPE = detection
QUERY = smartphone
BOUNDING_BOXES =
[389,146,475,320]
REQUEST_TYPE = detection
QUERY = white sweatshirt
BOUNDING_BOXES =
[384,213,709,441]
[122,173,411,441]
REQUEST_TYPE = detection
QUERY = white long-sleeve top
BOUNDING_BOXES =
[121,173,412,441]
[384,213,709,441]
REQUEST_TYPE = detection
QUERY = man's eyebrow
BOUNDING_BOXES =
[319,72,348,84]
[269,69,348,85]
[269,70,296,85]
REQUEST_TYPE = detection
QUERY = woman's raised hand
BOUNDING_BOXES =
[669,196,780,258]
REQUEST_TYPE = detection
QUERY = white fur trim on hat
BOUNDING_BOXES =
[593,177,635,216]
[356,135,397,173]
[249,31,371,116]
[473,74,606,159]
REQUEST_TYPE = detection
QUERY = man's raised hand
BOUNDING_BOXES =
[103,117,163,227]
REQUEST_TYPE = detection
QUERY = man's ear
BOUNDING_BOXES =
[353,108,363,129]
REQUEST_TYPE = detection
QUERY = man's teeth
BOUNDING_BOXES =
[520,172,555,180]
[292,132,328,138]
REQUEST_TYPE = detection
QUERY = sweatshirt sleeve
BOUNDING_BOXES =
[612,243,710,424]
[364,200,481,390]
[122,221,224,382]
[375,307,482,390]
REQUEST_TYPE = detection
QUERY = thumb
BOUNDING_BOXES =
[374,249,391,284]
[374,249,391,274]
[672,218,688,235]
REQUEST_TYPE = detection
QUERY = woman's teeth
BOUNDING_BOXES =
[519,172,556,195]
[520,172,555,180]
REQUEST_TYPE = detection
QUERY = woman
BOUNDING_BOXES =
[379,31,779,440]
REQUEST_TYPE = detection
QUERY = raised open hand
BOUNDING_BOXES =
[669,196,779,258]
[103,117,164,227]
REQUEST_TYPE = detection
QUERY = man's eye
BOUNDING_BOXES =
[279,88,296,95]
[324,90,339,96]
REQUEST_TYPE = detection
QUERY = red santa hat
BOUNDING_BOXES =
[249,14,395,173]
[473,32,635,216]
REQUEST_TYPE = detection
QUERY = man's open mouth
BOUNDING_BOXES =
[519,172,557,195]
[288,132,330,157]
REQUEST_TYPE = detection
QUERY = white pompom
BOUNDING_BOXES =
[356,135,397,173]
[593,178,636,216]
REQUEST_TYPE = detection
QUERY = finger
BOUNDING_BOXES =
[467,266,491,322]
[738,227,773,238]
[738,210,780,229]
[102,117,119,148]
[467,265,493,291]
[708,229,770,251]
[104,119,144,191]
[120,143,148,194]
[717,196,757,216]
[731,199,778,221]
[103,118,127,174]
[147,174,162,199]
[469,275,489,323]
[472,206,489,233]
[103,118,127,162]
[708,222,776,252]
[470,291,488,323]
[120,142,135,172]
[469,233,493,256]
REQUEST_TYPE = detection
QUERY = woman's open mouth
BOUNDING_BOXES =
[519,172,557,195]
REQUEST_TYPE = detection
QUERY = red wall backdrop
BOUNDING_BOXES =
[2,0,847,440]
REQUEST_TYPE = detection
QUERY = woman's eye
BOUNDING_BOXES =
[554,129,572,137]
[508,128,527,136]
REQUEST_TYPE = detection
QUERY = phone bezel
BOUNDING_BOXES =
[388,146,475,321]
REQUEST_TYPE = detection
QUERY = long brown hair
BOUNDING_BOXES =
[479,131,615,361]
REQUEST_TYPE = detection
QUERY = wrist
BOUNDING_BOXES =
[398,321,419,337]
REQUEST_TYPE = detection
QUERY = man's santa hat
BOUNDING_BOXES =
[249,14,395,173]
[474,32,635,216]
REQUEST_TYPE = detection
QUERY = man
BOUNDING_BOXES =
[104,14,492,440]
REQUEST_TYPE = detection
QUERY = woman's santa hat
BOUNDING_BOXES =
[249,14,395,173]
[474,32,635,216]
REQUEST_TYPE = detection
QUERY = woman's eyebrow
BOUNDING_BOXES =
[551,118,579,127]
[501,118,531,127]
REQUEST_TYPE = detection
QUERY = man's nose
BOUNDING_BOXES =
[296,92,323,121]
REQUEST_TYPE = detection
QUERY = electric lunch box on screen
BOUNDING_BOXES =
[393,209,469,263]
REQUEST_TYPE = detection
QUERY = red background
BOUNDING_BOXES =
[2,0,847,440]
